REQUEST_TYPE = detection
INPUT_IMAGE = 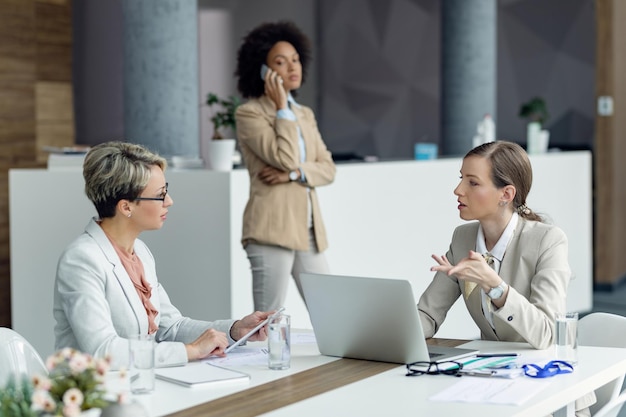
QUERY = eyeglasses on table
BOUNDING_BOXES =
[405,361,464,377]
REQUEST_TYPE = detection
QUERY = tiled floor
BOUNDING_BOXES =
[591,286,626,416]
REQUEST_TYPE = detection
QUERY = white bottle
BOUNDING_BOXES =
[481,114,495,143]
[473,114,495,147]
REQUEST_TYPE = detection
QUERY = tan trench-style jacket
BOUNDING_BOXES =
[235,95,336,251]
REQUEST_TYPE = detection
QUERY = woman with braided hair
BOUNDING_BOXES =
[417,140,594,416]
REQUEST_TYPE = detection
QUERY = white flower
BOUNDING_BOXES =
[117,391,130,405]
[32,374,52,391]
[69,352,89,374]
[31,389,56,413]
[63,403,82,417]
[46,354,60,371]
[60,347,74,360]
[95,357,110,377]
[62,387,84,407]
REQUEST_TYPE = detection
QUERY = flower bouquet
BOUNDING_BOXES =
[31,348,111,417]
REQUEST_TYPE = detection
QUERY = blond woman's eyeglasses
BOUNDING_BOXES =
[134,183,168,202]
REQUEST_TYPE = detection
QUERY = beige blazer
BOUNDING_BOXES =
[235,95,336,251]
[418,218,570,350]
[53,218,236,370]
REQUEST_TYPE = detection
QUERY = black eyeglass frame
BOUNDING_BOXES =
[134,182,169,202]
[405,360,464,377]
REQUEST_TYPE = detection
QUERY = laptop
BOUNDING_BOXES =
[300,273,478,364]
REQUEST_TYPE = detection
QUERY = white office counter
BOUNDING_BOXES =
[9,151,592,358]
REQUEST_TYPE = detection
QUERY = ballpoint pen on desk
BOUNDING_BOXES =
[476,353,520,358]
[458,355,521,377]
[459,367,524,378]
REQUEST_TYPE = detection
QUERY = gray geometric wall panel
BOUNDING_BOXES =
[319,0,440,159]
[319,0,594,159]
[497,0,594,150]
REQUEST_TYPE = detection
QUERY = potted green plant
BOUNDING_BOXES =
[518,97,549,126]
[204,93,241,171]
[519,97,550,154]
[206,93,240,140]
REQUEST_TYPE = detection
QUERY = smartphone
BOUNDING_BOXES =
[260,64,269,80]
[224,307,285,353]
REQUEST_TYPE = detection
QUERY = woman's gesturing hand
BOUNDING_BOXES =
[432,250,501,291]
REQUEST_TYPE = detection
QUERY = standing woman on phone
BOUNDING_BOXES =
[234,21,336,311]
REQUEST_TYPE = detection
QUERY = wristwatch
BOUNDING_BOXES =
[487,281,508,300]
[289,170,299,181]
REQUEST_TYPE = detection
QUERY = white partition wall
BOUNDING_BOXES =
[10,152,592,358]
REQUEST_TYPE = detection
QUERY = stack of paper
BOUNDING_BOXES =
[430,378,552,406]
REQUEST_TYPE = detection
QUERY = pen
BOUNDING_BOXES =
[476,353,519,358]
[459,370,497,378]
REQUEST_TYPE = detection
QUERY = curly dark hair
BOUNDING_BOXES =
[235,21,312,98]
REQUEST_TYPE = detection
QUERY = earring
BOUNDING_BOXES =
[127,213,132,218]
[499,201,507,207]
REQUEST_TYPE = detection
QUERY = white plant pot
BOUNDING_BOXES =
[204,139,236,171]
[527,122,549,154]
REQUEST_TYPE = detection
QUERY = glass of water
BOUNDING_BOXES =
[268,314,290,370]
[129,333,155,394]
[555,312,578,366]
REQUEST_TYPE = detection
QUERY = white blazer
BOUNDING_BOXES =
[53,218,235,369]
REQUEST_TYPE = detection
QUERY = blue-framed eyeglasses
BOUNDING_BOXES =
[134,183,168,202]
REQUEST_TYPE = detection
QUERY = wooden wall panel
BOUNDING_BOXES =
[0,0,71,327]
[612,0,626,283]
[0,1,36,82]
[35,1,72,82]
[594,0,626,287]
[0,0,36,328]
[35,81,75,161]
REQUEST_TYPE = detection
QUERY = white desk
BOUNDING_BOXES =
[126,338,626,417]
[131,337,337,417]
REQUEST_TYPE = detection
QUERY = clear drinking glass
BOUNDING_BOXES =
[555,312,578,366]
[129,333,155,394]
[268,314,291,370]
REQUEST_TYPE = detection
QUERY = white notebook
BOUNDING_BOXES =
[155,363,250,388]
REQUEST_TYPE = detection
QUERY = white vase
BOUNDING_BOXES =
[204,139,236,171]
[527,123,550,155]
[100,403,149,417]
[44,409,101,417]
[526,122,543,154]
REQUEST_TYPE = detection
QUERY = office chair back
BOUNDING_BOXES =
[0,327,47,386]
[594,391,626,417]
[578,312,626,416]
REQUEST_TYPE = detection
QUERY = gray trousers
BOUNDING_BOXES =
[245,228,329,311]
